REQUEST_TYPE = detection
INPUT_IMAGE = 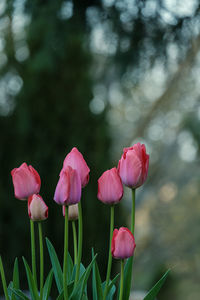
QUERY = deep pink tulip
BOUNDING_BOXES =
[62,203,79,221]
[54,166,81,206]
[11,163,41,200]
[97,167,123,205]
[63,147,90,188]
[111,227,136,259]
[118,143,149,189]
[28,194,48,221]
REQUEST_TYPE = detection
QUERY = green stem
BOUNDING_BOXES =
[75,201,83,285]
[72,221,78,265]
[30,219,37,289]
[38,222,44,299]
[0,256,9,300]
[103,205,115,300]
[131,189,135,234]
[119,259,124,300]
[63,206,69,300]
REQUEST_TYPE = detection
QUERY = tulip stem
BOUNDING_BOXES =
[0,256,9,300]
[75,201,83,285]
[63,206,69,300]
[72,221,78,265]
[103,205,115,300]
[30,219,38,289]
[131,189,135,234]
[38,222,44,300]
[119,259,125,300]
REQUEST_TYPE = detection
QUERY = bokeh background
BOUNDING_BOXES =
[0,0,200,299]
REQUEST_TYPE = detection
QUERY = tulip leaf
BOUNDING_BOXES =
[69,254,97,300]
[9,286,30,300]
[71,263,86,282]
[22,257,40,300]
[143,269,170,300]
[106,273,119,299]
[46,238,63,293]
[56,291,64,300]
[42,269,53,300]
[92,249,103,300]
[12,258,20,300]
[66,252,73,283]
[119,256,133,300]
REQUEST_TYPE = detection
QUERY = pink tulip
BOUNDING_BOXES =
[63,147,90,188]
[62,203,79,221]
[97,167,123,205]
[11,163,41,200]
[28,194,48,221]
[118,143,149,189]
[111,227,136,259]
[54,166,81,206]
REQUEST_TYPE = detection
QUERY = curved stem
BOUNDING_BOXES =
[72,221,78,265]
[38,222,44,299]
[30,219,37,289]
[63,206,69,300]
[119,259,124,300]
[103,205,115,300]
[131,189,135,234]
[75,201,83,285]
[0,256,9,300]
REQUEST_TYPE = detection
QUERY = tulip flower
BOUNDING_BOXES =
[63,147,90,188]
[111,227,136,260]
[54,166,81,206]
[28,194,48,222]
[63,203,78,221]
[118,143,149,189]
[11,163,41,200]
[97,167,123,205]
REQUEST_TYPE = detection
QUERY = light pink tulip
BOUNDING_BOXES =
[111,227,136,259]
[28,194,48,221]
[97,167,123,205]
[62,203,79,221]
[63,147,90,188]
[54,166,81,206]
[118,143,149,189]
[11,163,41,200]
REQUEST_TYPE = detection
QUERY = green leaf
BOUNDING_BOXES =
[42,269,53,300]
[92,249,103,300]
[9,287,30,300]
[143,269,170,300]
[70,254,97,300]
[119,256,133,300]
[46,238,63,293]
[12,258,20,300]
[66,252,73,284]
[56,291,63,300]
[22,257,40,300]
[106,273,119,299]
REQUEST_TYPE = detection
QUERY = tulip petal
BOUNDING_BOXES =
[28,194,48,221]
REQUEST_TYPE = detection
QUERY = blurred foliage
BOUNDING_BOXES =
[0,0,200,299]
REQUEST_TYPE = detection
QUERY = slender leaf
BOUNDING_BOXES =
[12,258,20,300]
[119,256,133,300]
[42,269,53,300]
[106,273,119,298]
[66,252,73,284]
[9,287,30,300]
[22,257,40,300]
[92,249,103,300]
[70,254,97,300]
[0,255,10,300]
[143,269,170,300]
[46,238,63,293]
[56,291,63,300]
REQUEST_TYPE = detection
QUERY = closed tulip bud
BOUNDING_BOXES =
[54,166,81,206]
[28,194,48,221]
[62,203,79,221]
[63,147,90,188]
[118,143,149,189]
[97,167,123,205]
[111,227,136,259]
[11,163,41,200]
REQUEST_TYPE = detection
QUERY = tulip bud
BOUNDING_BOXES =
[63,147,90,188]
[62,203,79,221]
[54,166,81,206]
[118,143,149,189]
[97,167,123,205]
[28,194,48,221]
[111,227,136,259]
[11,163,41,200]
